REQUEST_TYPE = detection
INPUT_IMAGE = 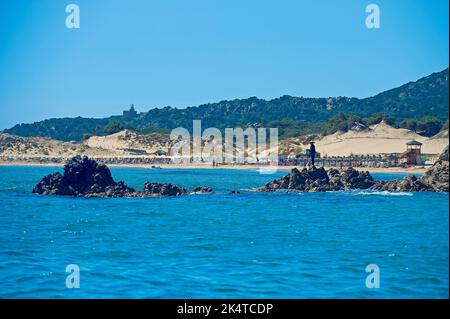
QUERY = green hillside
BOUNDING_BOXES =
[4,68,448,141]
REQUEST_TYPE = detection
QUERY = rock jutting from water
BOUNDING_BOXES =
[261,147,449,193]
[261,166,376,192]
[371,146,449,193]
[32,156,213,198]
[191,186,214,194]
[143,182,189,196]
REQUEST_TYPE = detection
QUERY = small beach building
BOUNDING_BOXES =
[400,140,423,165]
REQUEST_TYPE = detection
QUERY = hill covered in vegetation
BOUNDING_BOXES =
[4,68,448,141]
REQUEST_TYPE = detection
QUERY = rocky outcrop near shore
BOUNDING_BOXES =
[262,148,449,193]
[371,146,449,193]
[424,146,449,192]
[191,186,214,194]
[33,156,212,197]
[143,182,188,196]
[33,156,117,196]
[370,175,433,192]
[262,166,376,192]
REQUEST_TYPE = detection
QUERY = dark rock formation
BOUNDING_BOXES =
[104,181,137,198]
[142,182,188,196]
[33,156,116,196]
[370,175,433,192]
[191,186,213,194]
[33,156,213,197]
[261,155,449,193]
[371,147,449,193]
[421,158,449,192]
[439,146,449,161]
[33,172,71,195]
[337,167,376,189]
[262,166,375,192]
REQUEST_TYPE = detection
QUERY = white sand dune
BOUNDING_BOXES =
[83,130,172,155]
[1,124,448,160]
[309,122,448,157]
[0,133,115,157]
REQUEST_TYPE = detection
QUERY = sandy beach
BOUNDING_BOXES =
[1,124,447,177]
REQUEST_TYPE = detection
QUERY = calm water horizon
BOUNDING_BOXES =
[0,166,448,298]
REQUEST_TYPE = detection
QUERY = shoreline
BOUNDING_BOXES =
[0,161,428,174]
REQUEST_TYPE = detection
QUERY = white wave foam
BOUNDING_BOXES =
[351,190,413,196]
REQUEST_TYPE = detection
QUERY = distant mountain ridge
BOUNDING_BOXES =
[4,68,448,141]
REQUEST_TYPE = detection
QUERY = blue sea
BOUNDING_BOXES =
[0,166,448,298]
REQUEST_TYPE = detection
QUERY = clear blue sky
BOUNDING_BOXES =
[0,0,448,129]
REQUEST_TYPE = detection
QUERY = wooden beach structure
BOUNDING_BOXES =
[400,140,423,165]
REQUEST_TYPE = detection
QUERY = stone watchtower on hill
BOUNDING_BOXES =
[123,104,138,118]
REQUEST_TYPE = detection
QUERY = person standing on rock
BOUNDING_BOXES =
[309,141,316,167]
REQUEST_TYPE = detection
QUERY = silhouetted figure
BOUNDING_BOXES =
[309,142,316,167]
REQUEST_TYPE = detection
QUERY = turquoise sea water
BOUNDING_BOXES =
[0,166,448,298]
